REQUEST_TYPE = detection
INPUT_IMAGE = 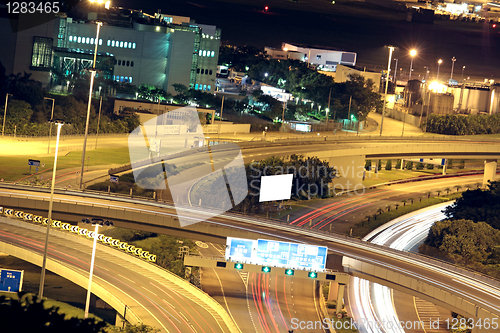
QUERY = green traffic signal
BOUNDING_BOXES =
[262,266,271,273]
[234,263,244,270]
[285,269,294,276]
[308,271,317,278]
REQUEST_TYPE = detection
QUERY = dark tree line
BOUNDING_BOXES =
[426,113,500,135]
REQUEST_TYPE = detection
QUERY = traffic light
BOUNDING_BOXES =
[285,269,294,276]
[264,6,269,11]
[262,266,271,273]
[308,271,317,278]
[234,263,244,270]
[350,114,356,121]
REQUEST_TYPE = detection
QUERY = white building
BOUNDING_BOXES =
[0,6,220,95]
[281,43,357,72]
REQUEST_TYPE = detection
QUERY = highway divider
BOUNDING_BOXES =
[0,206,157,263]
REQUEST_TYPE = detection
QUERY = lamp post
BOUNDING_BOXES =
[437,59,442,81]
[393,58,398,86]
[461,66,466,84]
[38,120,65,300]
[3,93,12,137]
[80,20,102,189]
[81,218,113,319]
[451,57,456,81]
[380,46,394,136]
[408,49,417,81]
[95,96,102,149]
[44,97,55,154]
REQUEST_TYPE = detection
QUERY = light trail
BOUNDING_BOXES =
[350,202,451,333]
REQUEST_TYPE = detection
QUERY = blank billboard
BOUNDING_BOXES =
[259,174,293,202]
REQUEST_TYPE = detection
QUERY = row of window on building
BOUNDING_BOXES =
[113,75,133,83]
[107,40,137,49]
[115,59,134,67]
[68,35,103,45]
[198,50,215,57]
[194,84,211,91]
[197,68,212,75]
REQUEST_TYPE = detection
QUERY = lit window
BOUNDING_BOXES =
[77,36,81,43]
[31,36,53,69]
[99,39,102,45]
[107,40,111,46]
[208,85,211,91]
[211,51,215,57]
[125,77,129,83]
[156,26,160,31]
[129,77,132,83]
[132,43,136,49]
[91,38,94,44]
[120,76,124,82]
[113,75,115,80]
[202,50,206,57]
[199,50,202,56]
[210,36,213,39]
[124,42,128,48]
[195,84,198,90]
[111,40,115,47]
[86,37,90,44]
[120,41,123,48]
[69,35,73,42]
[128,42,132,48]
[203,85,207,91]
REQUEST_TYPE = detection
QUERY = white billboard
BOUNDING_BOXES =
[259,174,293,202]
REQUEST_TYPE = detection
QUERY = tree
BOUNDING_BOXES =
[444,187,451,195]
[425,192,432,198]
[455,185,462,192]
[109,324,161,333]
[436,190,442,197]
[385,159,392,171]
[0,292,106,333]
[416,162,425,170]
[458,159,465,169]
[364,160,372,171]
[408,197,414,204]
[447,159,453,169]
[395,203,399,210]
[364,215,371,222]
[426,163,434,170]
[405,161,413,170]
[402,199,407,206]
[377,160,382,171]
[395,159,402,169]
[386,205,391,212]
[376,208,383,215]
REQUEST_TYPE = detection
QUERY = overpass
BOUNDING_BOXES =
[0,186,498,332]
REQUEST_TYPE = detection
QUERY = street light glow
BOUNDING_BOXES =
[438,59,442,64]
[410,49,417,57]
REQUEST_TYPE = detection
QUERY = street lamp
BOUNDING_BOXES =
[437,59,443,81]
[450,57,456,81]
[408,49,417,81]
[393,58,398,86]
[380,46,394,136]
[461,66,466,84]
[80,20,103,189]
[44,97,55,154]
[81,217,113,319]
[38,120,65,300]
[3,93,12,137]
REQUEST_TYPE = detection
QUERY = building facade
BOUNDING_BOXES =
[0,6,220,95]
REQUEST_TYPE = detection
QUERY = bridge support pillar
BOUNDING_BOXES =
[328,282,338,301]
[328,282,346,313]
[483,159,497,186]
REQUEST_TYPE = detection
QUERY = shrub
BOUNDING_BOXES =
[364,160,372,171]
[385,159,392,170]
[426,163,434,169]
[416,162,424,170]
[405,161,413,170]
[458,159,465,169]
[395,159,401,169]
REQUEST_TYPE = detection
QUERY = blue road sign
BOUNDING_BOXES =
[226,238,254,260]
[0,269,23,292]
[110,175,119,183]
[289,243,327,270]
[256,239,291,266]
[28,159,40,166]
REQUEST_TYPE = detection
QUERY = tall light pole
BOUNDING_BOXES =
[44,97,55,154]
[81,218,113,319]
[437,59,443,82]
[461,66,466,84]
[38,120,65,300]
[3,93,12,137]
[450,57,456,81]
[393,58,398,86]
[408,49,417,81]
[80,20,103,189]
[95,96,102,149]
[380,46,394,136]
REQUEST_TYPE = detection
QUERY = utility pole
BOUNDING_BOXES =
[95,96,102,149]
[347,95,352,135]
[218,96,224,141]
[380,46,394,136]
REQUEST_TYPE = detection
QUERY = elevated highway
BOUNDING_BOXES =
[0,186,498,331]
